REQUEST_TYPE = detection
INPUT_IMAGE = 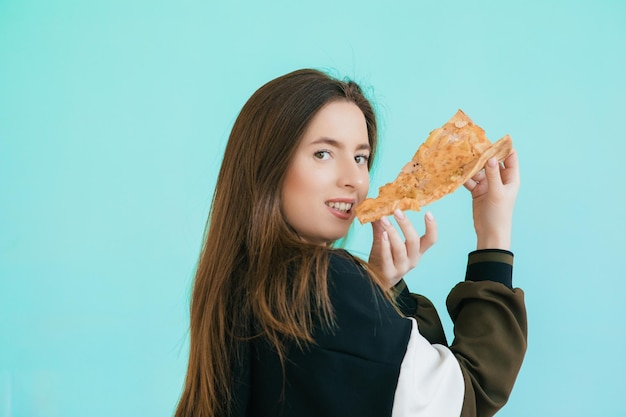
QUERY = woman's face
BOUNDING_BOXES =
[281,100,371,244]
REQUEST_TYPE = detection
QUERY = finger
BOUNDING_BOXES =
[484,157,503,188]
[371,219,393,254]
[419,212,438,253]
[500,149,520,186]
[471,169,486,183]
[464,178,477,191]
[371,219,386,240]
[393,209,421,260]
[381,215,408,264]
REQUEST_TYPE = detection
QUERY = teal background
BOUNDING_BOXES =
[1,0,624,416]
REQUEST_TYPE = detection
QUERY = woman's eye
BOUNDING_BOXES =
[314,150,331,160]
[355,154,370,165]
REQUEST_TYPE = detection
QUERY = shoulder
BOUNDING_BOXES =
[324,249,403,325]
[326,249,379,298]
[314,249,412,363]
[328,249,368,277]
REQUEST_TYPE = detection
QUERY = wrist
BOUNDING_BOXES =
[476,234,511,251]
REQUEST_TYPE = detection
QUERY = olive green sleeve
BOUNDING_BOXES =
[392,280,449,346]
[410,293,449,347]
[396,249,527,417]
[448,250,528,417]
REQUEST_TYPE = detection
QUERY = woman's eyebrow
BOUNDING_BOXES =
[310,137,371,151]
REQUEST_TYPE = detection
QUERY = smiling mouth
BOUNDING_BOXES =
[326,202,353,213]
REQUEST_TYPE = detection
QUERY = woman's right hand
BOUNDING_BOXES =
[368,210,438,288]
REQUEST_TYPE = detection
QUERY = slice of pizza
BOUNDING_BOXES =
[355,109,513,224]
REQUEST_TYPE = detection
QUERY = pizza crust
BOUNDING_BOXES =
[355,109,513,224]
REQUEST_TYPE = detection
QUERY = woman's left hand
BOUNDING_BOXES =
[464,150,520,250]
[368,210,438,288]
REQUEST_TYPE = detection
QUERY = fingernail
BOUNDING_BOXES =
[394,209,405,220]
[381,216,391,227]
[425,211,434,221]
[488,157,497,168]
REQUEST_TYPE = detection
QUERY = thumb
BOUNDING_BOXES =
[484,157,503,187]
[371,219,385,240]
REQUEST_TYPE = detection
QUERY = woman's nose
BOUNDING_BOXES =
[337,160,366,189]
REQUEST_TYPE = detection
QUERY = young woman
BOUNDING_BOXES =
[174,69,527,417]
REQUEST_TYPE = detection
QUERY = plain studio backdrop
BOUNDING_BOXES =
[1,0,624,416]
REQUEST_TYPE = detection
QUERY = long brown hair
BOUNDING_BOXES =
[175,69,381,417]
